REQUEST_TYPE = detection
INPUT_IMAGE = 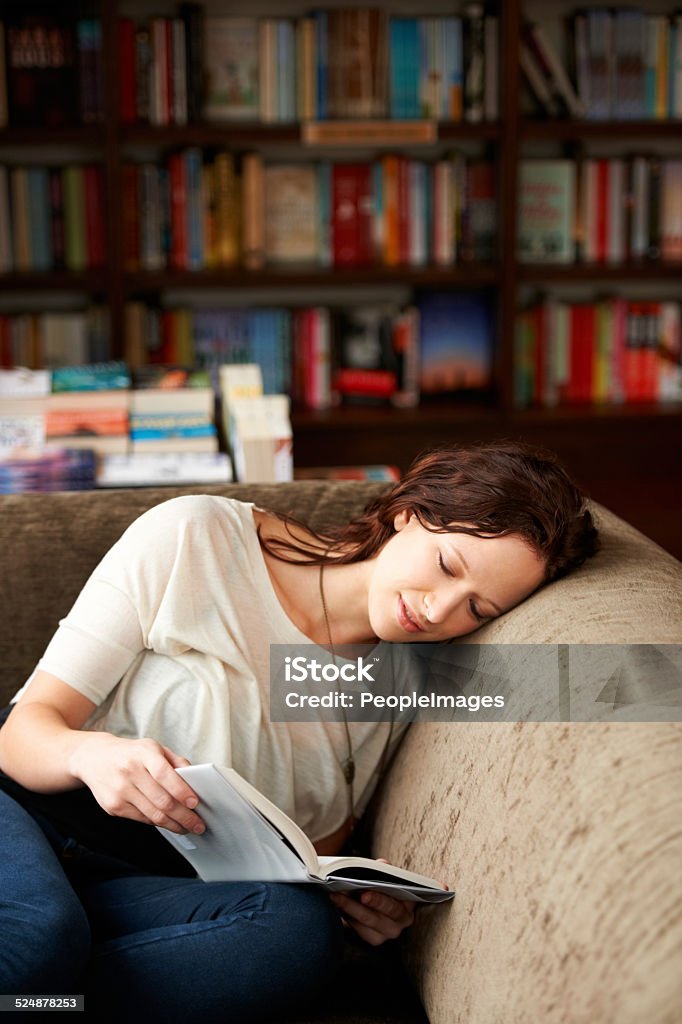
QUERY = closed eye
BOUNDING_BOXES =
[469,601,487,623]
[438,553,453,576]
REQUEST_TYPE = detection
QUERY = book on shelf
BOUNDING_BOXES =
[112,7,497,126]
[119,150,495,272]
[515,297,682,409]
[50,362,130,393]
[522,21,584,119]
[0,314,110,371]
[40,388,129,456]
[518,160,576,264]
[331,304,399,405]
[129,366,217,456]
[97,450,232,488]
[417,292,493,394]
[4,15,80,127]
[203,17,259,121]
[294,465,401,482]
[0,446,97,493]
[229,394,293,483]
[263,165,319,264]
[572,8,681,121]
[463,3,485,123]
[158,763,453,904]
[218,362,292,483]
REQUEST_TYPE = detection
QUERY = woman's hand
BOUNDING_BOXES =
[70,732,205,835]
[329,889,416,946]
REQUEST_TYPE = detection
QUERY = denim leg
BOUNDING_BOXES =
[75,872,344,1023]
[0,789,91,993]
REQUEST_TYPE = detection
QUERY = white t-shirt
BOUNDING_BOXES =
[14,496,402,842]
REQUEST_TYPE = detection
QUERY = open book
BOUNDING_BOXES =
[158,764,454,904]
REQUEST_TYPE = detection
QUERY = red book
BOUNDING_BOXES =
[641,302,661,402]
[83,166,105,268]
[118,18,137,122]
[168,152,187,269]
[596,159,608,263]
[355,163,374,265]
[332,164,360,265]
[332,367,397,398]
[569,304,595,403]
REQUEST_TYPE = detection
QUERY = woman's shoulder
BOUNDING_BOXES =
[139,494,254,526]
[118,495,257,551]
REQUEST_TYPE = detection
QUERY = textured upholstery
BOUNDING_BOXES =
[1,484,680,1024]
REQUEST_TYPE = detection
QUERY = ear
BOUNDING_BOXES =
[393,509,411,532]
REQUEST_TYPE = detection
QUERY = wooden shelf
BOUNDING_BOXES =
[293,401,682,431]
[521,118,682,140]
[518,262,682,282]
[123,264,500,292]
[0,126,106,147]
[120,120,500,148]
[0,271,109,292]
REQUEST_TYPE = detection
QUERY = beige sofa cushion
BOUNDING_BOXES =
[373,720,682,1024]
[372,503,682,1023]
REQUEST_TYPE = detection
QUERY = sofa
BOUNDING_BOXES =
[1,481,681,1024]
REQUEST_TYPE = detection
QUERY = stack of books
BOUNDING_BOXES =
[0,447,97,492]
[219,364,293,483]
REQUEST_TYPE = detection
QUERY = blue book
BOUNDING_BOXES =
[277,310,292,395]
[184,148,204,270]
[389,18,404,118]
[402,18,421,119]
[417,292,494,393]
[51,362,131,392]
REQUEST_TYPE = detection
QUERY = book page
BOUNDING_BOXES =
[317,855,454,903]
[158,764,309,883]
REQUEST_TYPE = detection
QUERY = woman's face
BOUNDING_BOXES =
[366,511,547,642]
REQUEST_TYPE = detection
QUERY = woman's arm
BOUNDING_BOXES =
[0,670,205,835]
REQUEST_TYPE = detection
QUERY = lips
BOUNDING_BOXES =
[398,595,425,633]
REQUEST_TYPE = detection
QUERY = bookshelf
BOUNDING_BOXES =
[0,0,681,557]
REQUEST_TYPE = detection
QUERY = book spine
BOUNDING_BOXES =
[242,153,265,271]
[63,166,87,272]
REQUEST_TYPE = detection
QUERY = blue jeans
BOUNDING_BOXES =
[0,788,344,1022]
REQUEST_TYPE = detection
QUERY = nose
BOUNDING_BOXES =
[424,583,466,625]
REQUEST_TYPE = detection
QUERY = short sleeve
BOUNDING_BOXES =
[25,496,220,706]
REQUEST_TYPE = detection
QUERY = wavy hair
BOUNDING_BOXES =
[259,440,600,584]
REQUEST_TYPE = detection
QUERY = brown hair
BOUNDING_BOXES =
[260,440,599,584]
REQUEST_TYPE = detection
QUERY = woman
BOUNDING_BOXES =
[0,440,598,1021]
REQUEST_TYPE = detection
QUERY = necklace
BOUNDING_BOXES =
[318,560,395,826]
[319,560,356,821]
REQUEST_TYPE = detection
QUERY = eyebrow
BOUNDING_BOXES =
[447,543,503,615]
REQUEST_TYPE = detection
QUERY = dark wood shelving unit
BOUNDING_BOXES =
[0,270,109,291]
[122,264,500,292]
[1,0,680,555]
[518,262,682,282]
[521,118,682,139]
